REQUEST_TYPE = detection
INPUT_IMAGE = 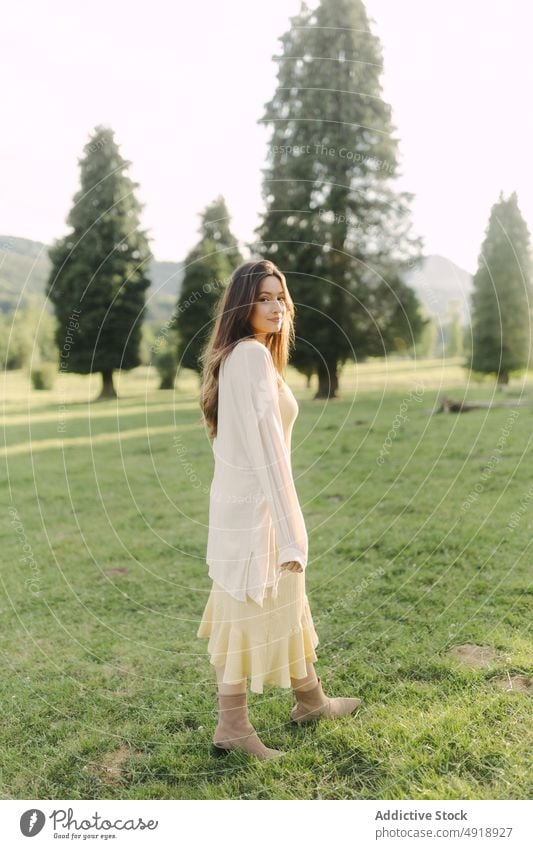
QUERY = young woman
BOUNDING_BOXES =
[197,259,361,760]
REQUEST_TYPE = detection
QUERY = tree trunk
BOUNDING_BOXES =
[497,370,509,387]
[97,369,117,400]
[314,359,339,399]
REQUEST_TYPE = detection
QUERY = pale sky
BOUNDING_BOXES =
[1,0,531,274]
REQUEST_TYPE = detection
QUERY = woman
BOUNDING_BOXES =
[197,259,361,760]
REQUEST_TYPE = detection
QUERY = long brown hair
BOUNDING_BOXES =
[199,259,296,440]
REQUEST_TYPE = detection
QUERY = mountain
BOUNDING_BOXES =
[1,236,473,326]
[0,235,51,311]
[404,254,473,325]
[0,234,184,323]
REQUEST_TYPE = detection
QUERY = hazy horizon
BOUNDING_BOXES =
[1,0,531,275]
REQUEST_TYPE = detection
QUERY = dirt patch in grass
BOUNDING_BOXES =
[489,674,532,696]
[103,567,129,576]
[90,745,132,783]
[447,644,498,668]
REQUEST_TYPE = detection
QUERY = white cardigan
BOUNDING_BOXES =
[205,339,308,607]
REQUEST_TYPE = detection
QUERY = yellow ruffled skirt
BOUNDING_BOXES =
[196,568,320,693]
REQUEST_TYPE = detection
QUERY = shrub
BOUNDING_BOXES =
[30,362,57,390]
[155,348,178,390]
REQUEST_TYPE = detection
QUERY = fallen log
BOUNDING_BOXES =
[433,396,528,414]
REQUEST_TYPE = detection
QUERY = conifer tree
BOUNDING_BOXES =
[46,125,152,399]
[200,195,243,270]
[470,192,532,385]
[175,199,241,376]
[253,0,424,396]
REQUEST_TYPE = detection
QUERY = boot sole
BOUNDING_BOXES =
[211,743,231,757]
[290,715,321,726]
[290,700,362,726]
[211,742,286,760]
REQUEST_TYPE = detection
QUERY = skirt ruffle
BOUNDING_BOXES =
[196,569,319,693]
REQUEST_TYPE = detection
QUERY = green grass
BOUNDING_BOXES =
[1,360,532,799]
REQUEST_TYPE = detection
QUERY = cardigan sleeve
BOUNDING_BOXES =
[237,343,308,569]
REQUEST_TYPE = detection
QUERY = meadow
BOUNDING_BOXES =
[1,357,531,799]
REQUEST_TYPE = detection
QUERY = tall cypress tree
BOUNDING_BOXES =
[175,197,241,375]
[470,192,532,385]
[46,125,152,399]
[253,0,424,397]
[200,195,243,270]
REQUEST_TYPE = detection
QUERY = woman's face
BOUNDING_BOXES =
[249,275,286,342]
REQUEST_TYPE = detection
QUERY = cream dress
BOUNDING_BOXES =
[196,377,319,693]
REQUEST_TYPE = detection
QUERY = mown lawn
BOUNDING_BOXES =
[1,360,532,799]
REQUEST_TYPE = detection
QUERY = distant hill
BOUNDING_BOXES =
[1,235,473,326]
[404,254,473,325]
[0,235,184,323]
[0,235,51,311]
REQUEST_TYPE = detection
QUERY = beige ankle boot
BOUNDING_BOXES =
[212,691,285,760]
[290,675,362,725]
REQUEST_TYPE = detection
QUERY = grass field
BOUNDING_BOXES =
[1,358,532,800]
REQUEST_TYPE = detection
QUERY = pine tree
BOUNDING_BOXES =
[46,125,152,399]
[175,199,241,376]
[252,0,424,397]
[200,195,243,269]
[470,192,532,385]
